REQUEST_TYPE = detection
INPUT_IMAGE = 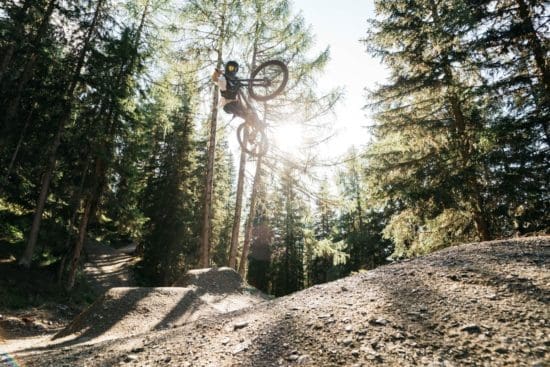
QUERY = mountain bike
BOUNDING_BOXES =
[228,60,288,156]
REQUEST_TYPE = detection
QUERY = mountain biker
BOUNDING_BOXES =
[212,61,248,119]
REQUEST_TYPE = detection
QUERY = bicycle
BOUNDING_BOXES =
[225,60,288,157]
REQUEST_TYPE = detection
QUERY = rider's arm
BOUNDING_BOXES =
[212,69,222,82]
[212,69,228,89]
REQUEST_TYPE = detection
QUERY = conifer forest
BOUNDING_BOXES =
[0,0,548,301]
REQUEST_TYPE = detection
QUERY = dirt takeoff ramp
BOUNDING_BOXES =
[55,267,267,343]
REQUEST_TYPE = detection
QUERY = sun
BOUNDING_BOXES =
[270,123,305,156]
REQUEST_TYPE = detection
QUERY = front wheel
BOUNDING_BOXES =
[248,60,288,101]
[237,122,268,157]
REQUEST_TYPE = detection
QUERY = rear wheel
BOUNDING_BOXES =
[237,122,268,157]
[248,60,288,101]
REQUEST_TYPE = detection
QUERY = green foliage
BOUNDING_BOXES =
[0,213,25,245]
[140,67,201,285]
[0,262,97,309]
[210,129,236,266]
[306,238,348,286]
[363,0,549,258]
[268,163,306,296]
[384,208,475,258]
[237,0,343,126]
[334,149,394,271]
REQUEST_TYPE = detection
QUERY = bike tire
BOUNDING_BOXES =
[248,60,289,102]
[237,122,268,157]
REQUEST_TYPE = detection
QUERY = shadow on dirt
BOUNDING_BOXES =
[152,287,207,330]
[51,287,153,346]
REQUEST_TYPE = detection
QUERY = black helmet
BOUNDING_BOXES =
[225,60,239,75]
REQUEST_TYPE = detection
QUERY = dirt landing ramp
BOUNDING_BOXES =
[173,266,245,291]
[55,268,267,343]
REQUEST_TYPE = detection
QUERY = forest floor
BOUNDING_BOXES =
[1,236,549,367]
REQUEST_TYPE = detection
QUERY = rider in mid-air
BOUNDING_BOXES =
[211,58,288,156]
[212,61,248,119]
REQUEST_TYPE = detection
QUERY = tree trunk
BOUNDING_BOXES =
[448,93,491,241]
[65,153,105,291]
[0,46,16,87]
[77,0,151,236]
[429,0,491,242]
[86,62,126,225]
[514,0,550,143]
[62,0,152,283]
[515,0,550,96]
[238,155,263,278]
[199,0,228,268]
[472,209,490,241]
[5,107,33,179]
[65,196,92,291]
[354,173,363,231]
[199,86,219,267]
[18,0,104,268]
[57,160,89,286]
[228,127,249,268]
[229,14,262,270]
[18,123,63,267]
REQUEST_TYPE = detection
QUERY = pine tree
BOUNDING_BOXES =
[466,0,549,234]
[364,0,495,256]
[210,129,236,266]
[334,149,391,270]
[364,0,549,256]
[313,178,336,240]
[18,0,109,268]
[141,68,200,285]
[177,0,244,267]
[269,162,305,296]
[234,0,342,278]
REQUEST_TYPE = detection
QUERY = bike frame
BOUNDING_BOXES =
[237,88,263,127]
[236,78,271,87]
[225,74,264,126]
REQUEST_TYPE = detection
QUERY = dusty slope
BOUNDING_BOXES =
[11,236,550,367]
[51,268,268,344]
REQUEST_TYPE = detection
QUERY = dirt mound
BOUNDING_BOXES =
[53,287,201,342]
[173,266,244,293]
[53,267,267,343]
[13,236,550,367]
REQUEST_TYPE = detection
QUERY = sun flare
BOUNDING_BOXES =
[270,123,305,156]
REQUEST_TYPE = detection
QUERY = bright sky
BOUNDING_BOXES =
[273,0,389,162]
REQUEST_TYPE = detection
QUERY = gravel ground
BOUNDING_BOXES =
[6,236,549,367]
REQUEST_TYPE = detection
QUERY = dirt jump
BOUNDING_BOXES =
[53,267,268,344]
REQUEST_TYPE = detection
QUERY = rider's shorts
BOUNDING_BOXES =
[223,101,246,119]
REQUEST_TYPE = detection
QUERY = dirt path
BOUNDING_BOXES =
[82,241,138,293]
[0,242,138,357]
[7,236,548,367]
